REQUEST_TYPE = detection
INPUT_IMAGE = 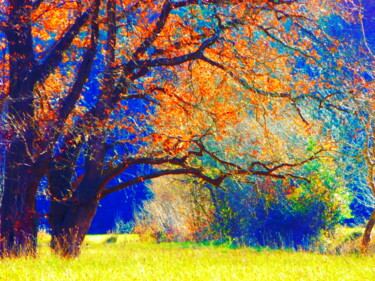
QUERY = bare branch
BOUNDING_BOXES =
[256,24,319,62]
[132,1,175,60]
[268,150,324,173]
[102,156,188,182]
[126,34,219,70]
[359,0,375,59]
[100,168,226,199]
[0,20,6,32]
[201,55,291,98]
[292,102,309,125]
[57,1,100,123]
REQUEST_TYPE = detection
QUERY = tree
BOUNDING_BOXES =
[311,0,375,253]
[135,116,352,248]
[356,1,375,251]
[0,0,357,257]
[0,0,99,256]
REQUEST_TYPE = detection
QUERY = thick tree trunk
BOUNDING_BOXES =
[362,207,375,254]
[0,139,44,257]
[0,1,39,257]
[47,0,113,257]
[0,190,37,257]
[47,135,87,257]
[1,0,97,258]
[49,199,98,257]
[48,169,101,257]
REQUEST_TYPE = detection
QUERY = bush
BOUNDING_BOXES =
[211,159,352,249]
[134,159,352,249]
[133,176,215,243]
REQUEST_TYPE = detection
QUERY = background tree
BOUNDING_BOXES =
[0,0,358,257]
[356,0,375,252]
[135,116,352,248]
[303,0,375,252]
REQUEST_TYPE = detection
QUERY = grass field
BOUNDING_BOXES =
[1,232,375,281]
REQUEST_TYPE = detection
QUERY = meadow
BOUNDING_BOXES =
[1,231,375,281]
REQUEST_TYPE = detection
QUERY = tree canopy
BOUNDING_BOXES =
[0,0,371,257]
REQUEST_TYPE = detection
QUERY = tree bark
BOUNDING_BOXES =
[1,0,98,257]
[362,144,375,254]
[48,175,101,257]
[0,139,45,257]
[49,199,98,258]
[362,207,375,254]
[0,1,38,257]
[48,0,115,257]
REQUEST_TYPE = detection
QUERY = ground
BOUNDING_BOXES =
[0,229,375,281]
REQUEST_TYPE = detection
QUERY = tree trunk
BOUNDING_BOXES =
[47,0,114,256]
[362,207,375,254]
[0,190,37,257]
[49,199,98,258]
[0,1,39,257]
[0,139,44,257]
[48,171,101,257]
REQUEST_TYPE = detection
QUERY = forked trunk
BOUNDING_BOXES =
[49,199,98,258]
[362,207,375,254]
[48,175,101,257]
[47,149,101,257]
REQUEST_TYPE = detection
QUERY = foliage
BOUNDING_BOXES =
[134,176,214,243]
[112,218,136,235]
[135,148,352,248]
[0,0,365,257]
[211,158,352,249]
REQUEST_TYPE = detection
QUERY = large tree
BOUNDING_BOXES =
[354,0,375,252]
[0,0,101,256]
[0,0,356,257]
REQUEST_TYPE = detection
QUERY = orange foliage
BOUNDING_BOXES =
[0,37,9,99]
[32,1,91,53]
[2,0,359,164]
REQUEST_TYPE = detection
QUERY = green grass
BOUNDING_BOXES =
[1,231,375,281]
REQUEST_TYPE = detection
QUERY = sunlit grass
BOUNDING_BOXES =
[1,231,375,281]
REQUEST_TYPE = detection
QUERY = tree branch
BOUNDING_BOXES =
[359,0,375,60]
[34,11,91,84]
[102,156,188,182]
[267,150,323,173]
[0,20,6,32]
[125,34,219,70]
[101,135,318,199]
[99,168,226,199]
[132,1,174,60]
[57,1,100,123]
[256,24,318,62]
[32,0,45,11]
[201,55,291,98]
[90,0,117,119]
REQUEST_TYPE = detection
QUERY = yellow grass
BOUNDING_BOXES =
[1,232,375,281]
